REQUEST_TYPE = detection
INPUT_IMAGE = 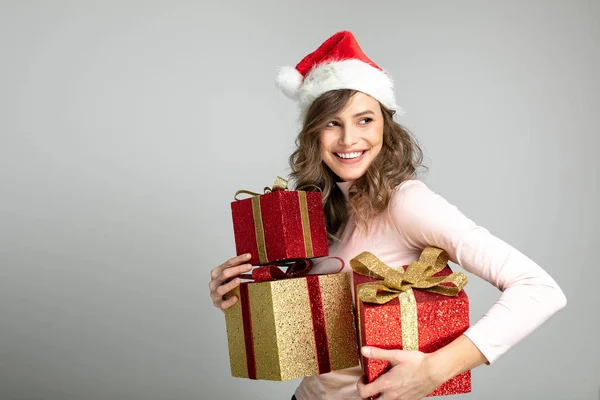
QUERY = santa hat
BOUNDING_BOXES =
[276,31,403,116]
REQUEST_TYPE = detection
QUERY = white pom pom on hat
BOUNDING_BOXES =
[275,66,303,100]
[275,31,404,116]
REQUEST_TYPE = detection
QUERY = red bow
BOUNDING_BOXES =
[240,257,345,282]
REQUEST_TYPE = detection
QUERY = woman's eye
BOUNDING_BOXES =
[359,118,373,124]
[326,121,339,127]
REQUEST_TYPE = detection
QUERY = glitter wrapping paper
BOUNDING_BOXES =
[231,190,329,266]
[223,272,359,381]
[353,265,471,396]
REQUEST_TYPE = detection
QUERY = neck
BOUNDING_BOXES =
[335,180,355,199]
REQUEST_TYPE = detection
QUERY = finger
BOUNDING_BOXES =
[361,346,400,364]
[208,278,222,293]
[212,298,222,309]
[357,375,385,399]
[211,253,251,280]
[220,295,239,310]
[216,277,242,297]
[224,253,252,268]
[220,263,252,282]
[356,376,367,398]
[209,263,251,294]
[210,267,250,306]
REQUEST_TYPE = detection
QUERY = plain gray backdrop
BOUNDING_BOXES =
[1,1,598,399]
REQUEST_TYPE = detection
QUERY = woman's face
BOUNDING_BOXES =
[319,92,384,182]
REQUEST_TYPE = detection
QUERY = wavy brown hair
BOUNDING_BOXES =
[289,89,425,237]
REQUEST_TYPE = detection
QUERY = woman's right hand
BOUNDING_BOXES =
[209,253,253,311]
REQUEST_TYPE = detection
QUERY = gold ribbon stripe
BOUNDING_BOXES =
[298,191,313,259]
[399,290,418,351]
[251,196,269,265]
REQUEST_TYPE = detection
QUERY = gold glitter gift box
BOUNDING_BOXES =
[223,272,360,381]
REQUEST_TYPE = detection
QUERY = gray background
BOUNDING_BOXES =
[1,1,598,399]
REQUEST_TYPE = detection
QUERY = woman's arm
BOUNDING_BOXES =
[388,180,567,364]
[426,334,487,383]
[357,181,567,399]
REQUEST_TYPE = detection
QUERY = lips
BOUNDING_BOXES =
[334,150,366,159]
[332,150,368,164]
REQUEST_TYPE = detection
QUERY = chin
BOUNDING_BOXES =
[334,170,367,182]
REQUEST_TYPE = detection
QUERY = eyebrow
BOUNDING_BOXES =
[352,110,375,117]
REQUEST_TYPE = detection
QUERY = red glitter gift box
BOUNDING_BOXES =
[351,248,471,397]
[231,177,328,266]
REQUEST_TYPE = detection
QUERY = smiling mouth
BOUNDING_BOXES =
[335,151,365,159]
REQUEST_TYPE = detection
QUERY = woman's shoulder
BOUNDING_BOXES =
[393,179,428,191]
[388,179,472,231]
[388,179,453,218]
[390,179,436,205]
[386,179,444,242]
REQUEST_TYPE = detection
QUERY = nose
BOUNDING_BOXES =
[339,125,358,147]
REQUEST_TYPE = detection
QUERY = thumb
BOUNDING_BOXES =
[361,346,406,364]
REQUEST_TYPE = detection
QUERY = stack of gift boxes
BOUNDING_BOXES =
[223,177,472,396]
[224,177,359,381]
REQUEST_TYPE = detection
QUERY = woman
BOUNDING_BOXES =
[209,31,567,400]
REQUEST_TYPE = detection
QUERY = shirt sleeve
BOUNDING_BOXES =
[387,180,567,364]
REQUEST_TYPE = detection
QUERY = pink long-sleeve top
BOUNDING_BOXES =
[294,179,567,400]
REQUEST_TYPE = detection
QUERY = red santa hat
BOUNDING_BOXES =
[276,31,403,115]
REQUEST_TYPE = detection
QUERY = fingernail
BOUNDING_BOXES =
[245,253,251,258]
[361,347,370,356]
[245,264,252,269]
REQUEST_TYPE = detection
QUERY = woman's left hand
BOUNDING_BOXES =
[356,346,444,400]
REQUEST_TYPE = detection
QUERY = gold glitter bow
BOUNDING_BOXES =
[351,248,468,351]
[234,176,289,200]
[234,177,322,201]
[351,248,468,304]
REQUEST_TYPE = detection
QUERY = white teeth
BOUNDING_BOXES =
[336,151,364,159]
